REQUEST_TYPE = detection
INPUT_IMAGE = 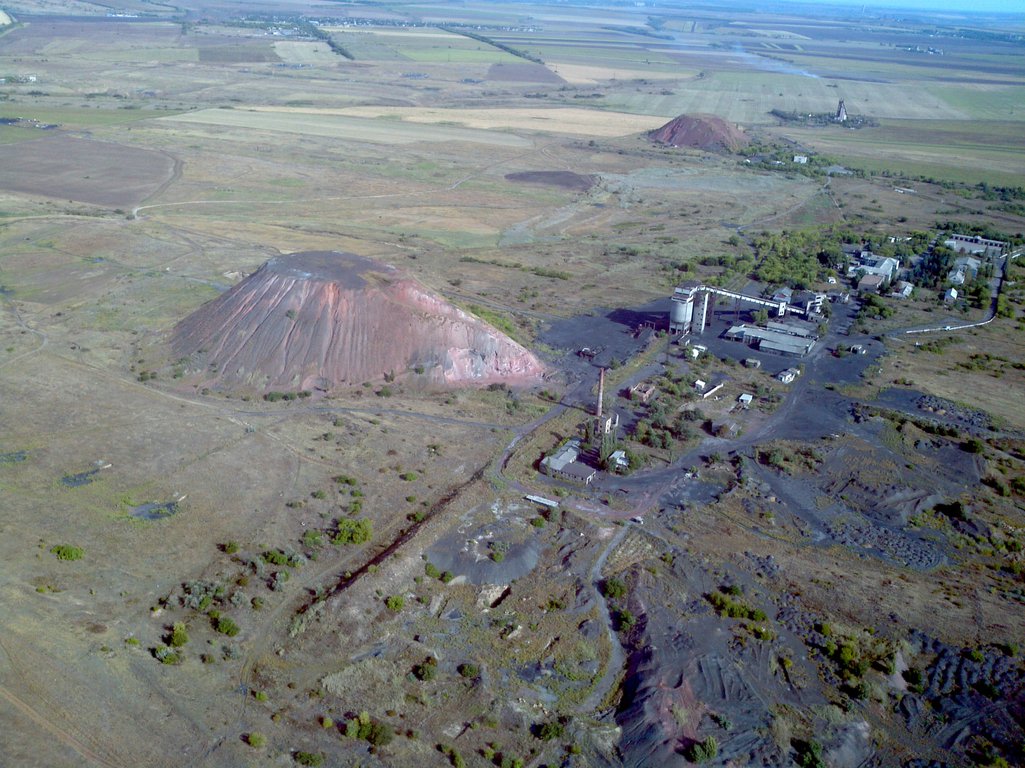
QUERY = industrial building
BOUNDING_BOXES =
[540,439,596,485]
[724,324,816,357]
[670,282,794,335]
[944,234,1007,257]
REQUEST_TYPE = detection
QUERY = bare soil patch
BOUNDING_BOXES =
[504,171,596,192]
[197,42,279,63]
[487,61,567,83]
[0,135,176,208]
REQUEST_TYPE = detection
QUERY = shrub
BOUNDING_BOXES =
[50,544,83,561]
[385,595,404,612]
[294,751,323,766]
[216,616,240,637]
[154,645,180,665]
[535,721,564,741]
[413,656,438,681]
[332,518,373,545]
[458,663,480,678]
[246,732,267,748]
[440,570,454,584]
[345,712,393,746]
[170,622,189,648]
[793,738,825,768]
[425,562,441,579]
[601,577,627,600]
[223,541,239,554]
[400,471,418,481]
[686,735,718,763]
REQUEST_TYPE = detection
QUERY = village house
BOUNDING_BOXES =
[858,274,885,293]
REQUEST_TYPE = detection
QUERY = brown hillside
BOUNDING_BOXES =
[171,252,544,392]
[648,113,749,152]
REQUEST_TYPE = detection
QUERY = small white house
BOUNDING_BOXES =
[738,393,754,407]
[793,155,808,164]
[944,287,958,303]
[778,368,800,384]
[609,450,629,471]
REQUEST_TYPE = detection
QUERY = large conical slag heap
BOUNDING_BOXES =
[649,113,750,153]
[171,251,544,391]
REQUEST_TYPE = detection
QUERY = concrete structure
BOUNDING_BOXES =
[792,291,826,314]
[738,393,754,407]
[793,155,808,164]
[835,99,848,122]
[599,412,620,435]
[687,344,707,359]
[701,381,726,399]
[525,494,559,509]
[778,368,800,384]
[608,450,629,472]
[724,324,816,357]
[945,234,1007,258]
[743,358,761,369]
[629,381,657,404]
[944,287,958,303]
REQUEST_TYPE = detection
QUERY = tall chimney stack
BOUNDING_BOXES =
[596,367,605,420]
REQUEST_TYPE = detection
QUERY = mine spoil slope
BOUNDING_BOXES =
[648,113,750,153]
[171,251,544,391]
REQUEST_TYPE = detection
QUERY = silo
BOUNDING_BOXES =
[670,287,694,333]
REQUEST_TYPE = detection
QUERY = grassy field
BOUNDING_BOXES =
[256,105,666,137]
[787,124,1025,187]
[156,108,532,147]
[272,41,338,65]
[601,70,971,122]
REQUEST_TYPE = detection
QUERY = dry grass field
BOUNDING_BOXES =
[251,104,668,137]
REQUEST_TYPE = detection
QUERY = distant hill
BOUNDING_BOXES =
[649,113,750,153]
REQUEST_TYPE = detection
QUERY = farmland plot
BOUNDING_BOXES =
[158,108,532,147]
[272,41,339,65]
[254,105,666,138]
